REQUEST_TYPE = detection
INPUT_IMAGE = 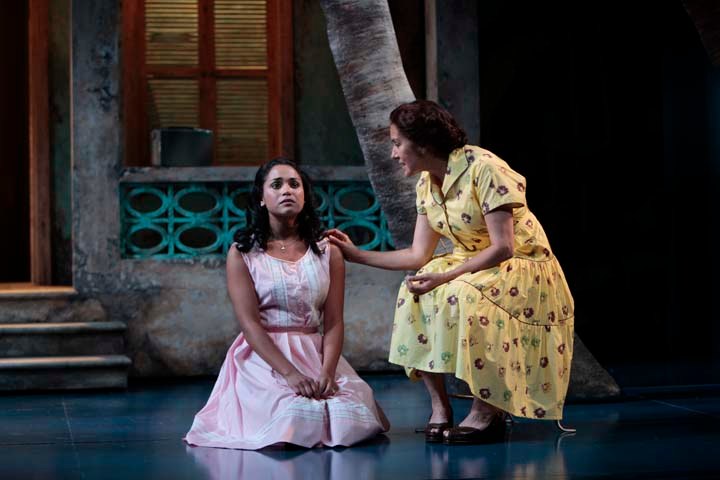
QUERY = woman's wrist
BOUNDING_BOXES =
[278,365,298,378]
[347,246,364,264]
[442,270,458,283]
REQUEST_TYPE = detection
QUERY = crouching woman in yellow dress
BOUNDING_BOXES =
[327,100,574,445]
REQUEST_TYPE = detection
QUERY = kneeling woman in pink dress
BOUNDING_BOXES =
[184,158,390,450]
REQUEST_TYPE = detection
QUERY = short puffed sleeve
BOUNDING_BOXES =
[415,172,430,215]
[473,159,526,215]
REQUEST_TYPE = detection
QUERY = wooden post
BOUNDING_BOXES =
[28,0,52,285]
[122,0,148,167]
[268,0,294,160]
[424,0,438,102]
[199,0,218,162]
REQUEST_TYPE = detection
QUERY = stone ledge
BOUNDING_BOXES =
[0,321,126,335]
[120,165,369,183]
[0,286,77,300]
[0,355,131,370]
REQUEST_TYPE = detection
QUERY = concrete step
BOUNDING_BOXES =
[0,321,126,358]
[0,355,131,391]
[0,296,106,324]
[0,286,76,299]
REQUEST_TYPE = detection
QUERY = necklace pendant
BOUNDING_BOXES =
[280,244,286,251]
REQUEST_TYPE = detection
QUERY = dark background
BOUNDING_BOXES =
[475,0,720,387]
[0,2,30,282]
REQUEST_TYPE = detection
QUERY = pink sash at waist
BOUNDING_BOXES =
[264,326,319,334]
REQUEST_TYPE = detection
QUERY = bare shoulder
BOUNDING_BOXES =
[327,244,346,276]
[327,242,341,256]
[327,243,343,261]
[226,244,248,270]
[227,243,241,260]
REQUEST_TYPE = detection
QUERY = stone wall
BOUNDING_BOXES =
[71,0,405,376]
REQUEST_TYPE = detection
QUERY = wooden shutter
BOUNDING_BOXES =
[147,79,199,129]
[145,0,199,66]
[216,78,268,164]
[214,0,269,164]
[123,0,292,166]
[215,0,266,68]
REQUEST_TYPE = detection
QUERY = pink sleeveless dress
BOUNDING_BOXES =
[184,241,388,449]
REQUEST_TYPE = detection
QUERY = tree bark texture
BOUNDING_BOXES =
[319,0,417,248]
[683,0,720,66]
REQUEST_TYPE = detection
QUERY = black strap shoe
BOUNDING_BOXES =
[442,412,507,445]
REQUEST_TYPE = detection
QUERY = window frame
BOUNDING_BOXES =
[122,0,293,167]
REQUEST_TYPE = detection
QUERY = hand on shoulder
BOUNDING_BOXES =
[325,228,359,262]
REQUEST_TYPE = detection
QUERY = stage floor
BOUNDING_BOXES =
[1,374,718,479]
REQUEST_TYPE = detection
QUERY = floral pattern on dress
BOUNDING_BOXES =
[391,145,575,421]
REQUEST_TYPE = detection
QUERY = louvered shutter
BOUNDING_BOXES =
[214,0,268,164]
[145,1,200,131]
[215,0,266,68]
[216,79,268,164]
[128,0,283,166]
[145,0,199,66]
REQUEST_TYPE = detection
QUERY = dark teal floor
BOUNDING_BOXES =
[1,374,719,479]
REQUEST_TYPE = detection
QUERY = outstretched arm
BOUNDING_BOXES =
[317,244,345,396]
[226,248,320,398]
[326,213,441,271]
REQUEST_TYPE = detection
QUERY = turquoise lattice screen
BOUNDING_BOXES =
[120,181,394,259]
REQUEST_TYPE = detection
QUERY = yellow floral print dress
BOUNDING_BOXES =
[388,145,574,420]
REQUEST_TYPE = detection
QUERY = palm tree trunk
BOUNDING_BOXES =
[319,0,416,248]
[683,0,720,66]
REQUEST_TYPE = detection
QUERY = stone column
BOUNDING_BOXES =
[71,0,122,293]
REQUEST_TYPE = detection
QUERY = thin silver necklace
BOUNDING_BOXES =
[273,236,298,251]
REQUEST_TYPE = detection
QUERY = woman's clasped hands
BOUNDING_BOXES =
[283,369,339,399]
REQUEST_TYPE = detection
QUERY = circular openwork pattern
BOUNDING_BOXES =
[333,185,379,217]
[126,223,170,256]
[125,186,171,219]
[226,186,252,217]
[312,187,330,214]
[227,222,247,245]
[173,223,224,254]
[121,181,392,258]
[174,186,223,218]
[335,220,383,251]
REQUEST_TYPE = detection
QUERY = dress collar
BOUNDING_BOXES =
[441,146,474,197]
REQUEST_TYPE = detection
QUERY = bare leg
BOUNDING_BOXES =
[458,397,501,429]
[421,372,452,423]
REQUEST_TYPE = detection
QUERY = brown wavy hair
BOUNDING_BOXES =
[389,100,468,159]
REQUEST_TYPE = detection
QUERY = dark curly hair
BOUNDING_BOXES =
[389,100,468,159]
[233,157,325,254]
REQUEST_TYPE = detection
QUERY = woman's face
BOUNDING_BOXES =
[261,165,305,218]
[390,123,425,177]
